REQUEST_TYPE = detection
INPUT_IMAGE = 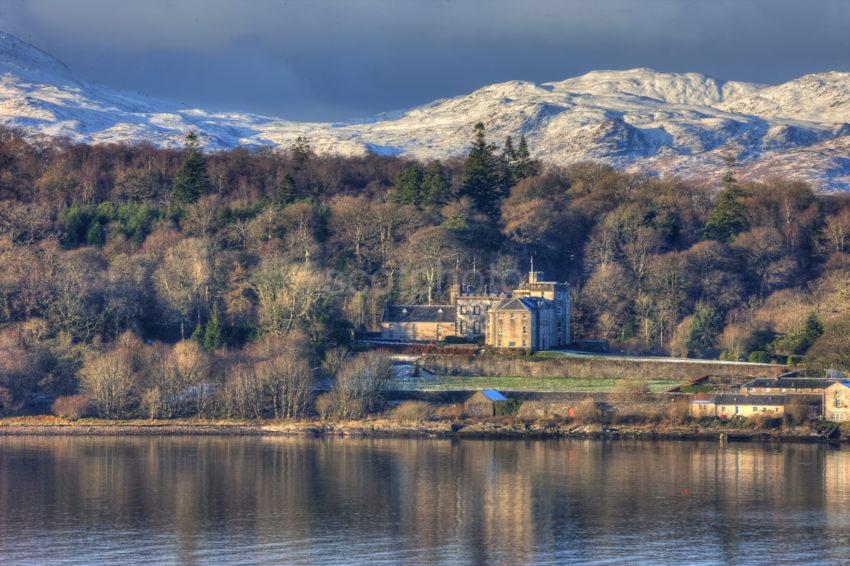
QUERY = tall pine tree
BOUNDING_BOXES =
[171,132,209,204]
[687,304,724,358]
[703,153,750,243]
[512,135,537,181]
[203,304,226,351]
[390,164,425,205]
[390,161,452,211]
[460,122,504,218]
[274,174,297,208]
[291,136,314,161]
[422,161,452,210]
[501,136,518,188]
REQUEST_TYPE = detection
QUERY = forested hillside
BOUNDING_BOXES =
[0,123,848,416]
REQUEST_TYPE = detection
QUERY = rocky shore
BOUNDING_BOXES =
[0,417,840,443]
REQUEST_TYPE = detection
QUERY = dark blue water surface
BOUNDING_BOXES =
[1,436,849,565]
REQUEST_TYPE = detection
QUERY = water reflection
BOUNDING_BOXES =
[1,437,850,565]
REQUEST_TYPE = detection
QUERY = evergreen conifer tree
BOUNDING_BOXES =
[687,304,724,358]
[171,132,209,204]
[85,218,106,247]
[703,154,750,243]
[203,304,226,351]
[501,136,518,188]
[291,136,313,161]
[274,174,297,208]
[460,122,504,218]
[422,161,452,210]
[502,136,516,166]
[390,164,425,205]
[513,135,537,180]
[190,321,204,345]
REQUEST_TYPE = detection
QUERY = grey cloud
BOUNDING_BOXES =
[2,0,849,121]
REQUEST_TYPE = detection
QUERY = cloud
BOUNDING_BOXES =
[3,0,850,120]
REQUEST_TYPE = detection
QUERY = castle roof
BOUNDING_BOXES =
[492,297,540,312]
[384,304,455,323]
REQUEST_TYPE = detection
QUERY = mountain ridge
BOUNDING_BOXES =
[0,32,849,190]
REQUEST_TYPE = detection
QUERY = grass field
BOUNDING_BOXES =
[397,375,681,393]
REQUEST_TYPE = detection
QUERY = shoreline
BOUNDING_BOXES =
[0,418,840,443]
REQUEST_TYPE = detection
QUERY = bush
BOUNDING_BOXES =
[787,355,803,366]
[784,399,809,425]
[747,351,771,364]
[323,351,392,419]
[51,395,91,420]
[574,398,604,424]
[314,392,333,420]
[666,399,691,424]
[432,403,464,420]
[613,380,653,402]
[750,414,782,429]
[388,401,433,421]
[494,398,521,416]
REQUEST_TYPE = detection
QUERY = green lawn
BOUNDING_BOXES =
[398,375,680,393]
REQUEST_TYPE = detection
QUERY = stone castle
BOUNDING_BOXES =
[381,267,570,352]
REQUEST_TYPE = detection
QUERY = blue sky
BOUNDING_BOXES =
[3,0,849,121]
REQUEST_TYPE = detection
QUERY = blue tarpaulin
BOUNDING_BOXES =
[481,389,507,401]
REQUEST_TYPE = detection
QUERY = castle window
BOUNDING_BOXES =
[460,322,466,334]
[473,321,480,333]
[460,306,466,315]
[473,306,480,315]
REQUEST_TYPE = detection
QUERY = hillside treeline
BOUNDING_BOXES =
[0,124,848,416]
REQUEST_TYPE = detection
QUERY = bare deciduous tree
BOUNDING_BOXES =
[324,351,392,419]
[79,345,137,418]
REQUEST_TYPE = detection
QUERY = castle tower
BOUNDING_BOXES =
[528,257,541,285]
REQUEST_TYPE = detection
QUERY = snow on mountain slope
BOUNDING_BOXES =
[546,68,763,106]
[719,72,850,122]
[0,32,849,190]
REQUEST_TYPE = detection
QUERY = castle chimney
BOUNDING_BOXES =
[450,283,460,305]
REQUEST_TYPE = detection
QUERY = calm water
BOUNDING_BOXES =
[1,437,850,565]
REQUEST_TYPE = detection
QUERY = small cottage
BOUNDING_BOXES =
[714,394,786,419]
[690,398,717,418]
[464,389,508,417]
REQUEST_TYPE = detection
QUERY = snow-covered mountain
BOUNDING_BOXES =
[2,31,850,190]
